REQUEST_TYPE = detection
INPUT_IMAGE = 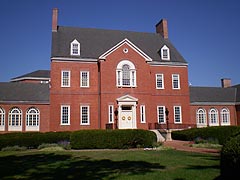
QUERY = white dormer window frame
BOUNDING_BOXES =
[70,39,80,56]
[161,45,170,60]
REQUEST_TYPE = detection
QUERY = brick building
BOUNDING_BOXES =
[0,9,239,133]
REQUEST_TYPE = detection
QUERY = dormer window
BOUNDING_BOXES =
[71,39,80,56]
[161,45,170,60]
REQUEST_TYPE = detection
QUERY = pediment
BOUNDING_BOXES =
[116,94,138,102]
[99,38,152,62]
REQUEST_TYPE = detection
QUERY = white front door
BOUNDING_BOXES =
[119,105,134,129]
[117,94,138,129]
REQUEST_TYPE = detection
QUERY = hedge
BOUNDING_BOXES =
[220,133,240,178]
[70,129,157,149]
[171,126,240,145]
[0,131,72,149]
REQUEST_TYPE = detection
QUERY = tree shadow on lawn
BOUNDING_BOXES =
[0,153,165,179]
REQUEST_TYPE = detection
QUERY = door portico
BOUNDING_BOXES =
[116,95,138,129]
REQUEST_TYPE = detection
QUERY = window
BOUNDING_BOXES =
[140,105,146,123]
[80,71,89,87]
[81,105,90,125]
[172,74,180,89]
[221,108,230,125]
[209,108,218,126]
[116,60,136,87]
[157,106,165,123]
[70,39,80,56]
[61,70,70,87]
[61,105,70,125]
[161,45,170,60]
[174,106,182,123]
[0,108,5,130]
[108,105,114,123]
[9,107,22,131]
[196,108,206,125]
[156,74,164,89]
[26,107,39,126]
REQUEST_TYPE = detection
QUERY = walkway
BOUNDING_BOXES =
[163,140,220,155]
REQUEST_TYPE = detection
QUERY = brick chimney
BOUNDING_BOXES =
[156,19,168,39]
[52,8,58,32]
[221,78,231,88]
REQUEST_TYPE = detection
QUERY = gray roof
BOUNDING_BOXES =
[51,26,187,63]
[11,70,50,81]
[231,84,240,103]
[190,86,237,104]
[0,82,49,104]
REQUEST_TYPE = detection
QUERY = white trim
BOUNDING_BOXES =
[172,74,180,89]
[80,105,90,125]
[208,108,219,126]
[157,106,166,124]
[60,105,70,125]
[80,71,90,88]
[8,107,22,131]
[220,108,231,126]
[149,61,188,66]
[0,107,5,131]
[108,105,114,123]
[51,57,98,62]
[140,105,146,123]
[174,106,182,123]
[61,70,71,87]
[11,77,50,82]
[70,39,80,56]
[191,102,236,105]
[99,38,152,62]
[196,108,207,127]
[26,107,40,131]
[161,45,170,60]
[156,74,164,89]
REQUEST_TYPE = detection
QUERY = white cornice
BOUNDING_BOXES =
[51,57,98,62]
[99,38,152,62]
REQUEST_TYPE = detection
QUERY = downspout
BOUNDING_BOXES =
[97,60,101,129]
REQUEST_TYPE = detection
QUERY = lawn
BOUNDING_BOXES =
[0,149,220,180]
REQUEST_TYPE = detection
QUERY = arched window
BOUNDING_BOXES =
[196,108,206,126]
[116,60,136,87]
[221,108,230,125]
[9,107,22,131]
[26,107,40,127]
[0,107,5,131]
[209,108,219,126]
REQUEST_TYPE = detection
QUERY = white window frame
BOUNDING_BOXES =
[221,108,230,126]
[140,105,146,123]
[161,45,170,60]
[61,70,71,87]
[81,105,90,125]
[116,60,136,87]
[196,108,207,127]
[80,71,89,88]
[172,74,180,89]
[70,39,80,56]
[26,107,40,131]
[156,74,164,89]
[157,106,165,124]
[0,108,5,131]
[61,105,70,125]
[8,107,22,131]
[209,108,219,126]
[174,106,182,123]
[108,105,114,124]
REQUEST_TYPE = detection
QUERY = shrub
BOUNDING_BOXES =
[220,134,240,178]
[172,126,240,145]
[0,131,72,149]
[70,129,156,149]
[1,145,27,151]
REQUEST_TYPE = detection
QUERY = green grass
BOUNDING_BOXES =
[0,149,220,180]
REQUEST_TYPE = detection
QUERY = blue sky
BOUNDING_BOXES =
[0,0,240,87]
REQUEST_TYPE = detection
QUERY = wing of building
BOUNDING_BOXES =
[0,8,239,133]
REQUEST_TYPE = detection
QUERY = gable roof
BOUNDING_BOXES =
[51,26,187,64]
[0,82,49,104]
[11,70,50,82]
[190,86,236,105]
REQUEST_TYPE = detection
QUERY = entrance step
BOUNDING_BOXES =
[150,130,165,142]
